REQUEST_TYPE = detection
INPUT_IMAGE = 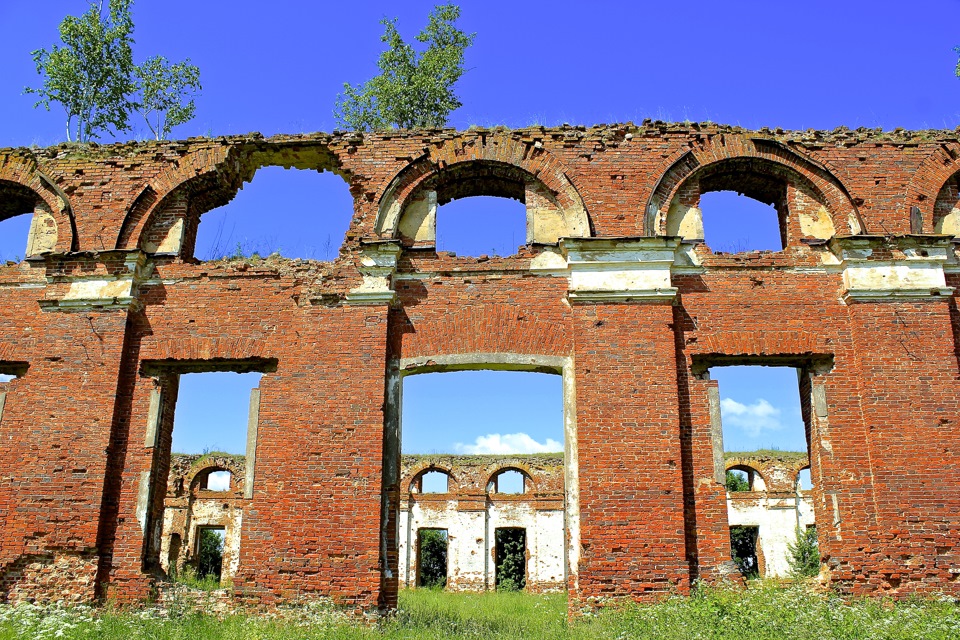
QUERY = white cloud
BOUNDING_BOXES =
[720,398,782,436]
[453,432,563,455]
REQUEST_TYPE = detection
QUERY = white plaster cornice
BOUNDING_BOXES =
[560,236,682,304]
[829,235,955,304]
[345,241,402,306]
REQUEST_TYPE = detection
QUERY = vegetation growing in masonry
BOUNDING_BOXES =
[26,0,201,142]
[335,3,474,131]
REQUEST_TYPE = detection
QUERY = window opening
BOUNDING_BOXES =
[194,167,353,261]
[494,527,526,590]
[202,470,232,492]
[172,371,262,454]
[713,364,815,579]
[195,526,225,583]
[417,529,448,588]
[725,469,750,492]
[436,196,526,257]
[726,466,765,492]
[416,470,450,494]
[489,469,526,494]
[0,213,31,263]
[729,525,759,579]
[700,190,784,253]
[400,368,564,594]
[797,468,813,491]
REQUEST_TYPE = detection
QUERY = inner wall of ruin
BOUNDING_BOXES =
[1,124,960,612]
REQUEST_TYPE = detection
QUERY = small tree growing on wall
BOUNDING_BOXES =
[335,4,475,131]
[27,0,201,142]
[25,0,136,142]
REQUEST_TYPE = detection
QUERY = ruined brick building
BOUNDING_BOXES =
[1,123,959,613]
[156,452,812,592]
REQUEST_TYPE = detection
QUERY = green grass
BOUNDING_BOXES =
[0,581,958,639]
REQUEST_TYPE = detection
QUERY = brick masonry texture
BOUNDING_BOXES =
[1,122,959,614]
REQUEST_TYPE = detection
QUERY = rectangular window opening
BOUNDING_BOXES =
[494,527,527,591]
[417,528,448,589]
[712,364,818,579]
[195,526,226,584]
[398,368,565,595]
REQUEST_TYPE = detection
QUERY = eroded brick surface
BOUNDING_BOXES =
[1,123,959,612]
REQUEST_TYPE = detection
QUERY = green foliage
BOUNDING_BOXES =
[418,529,448,588]
[196,528,224,583]
[729,526,759,579]
[171,564,225,592]
[25,0,136,142]
[335,4,475,131]
[787,526,820,578]
[134,55,201,140]
[725,469,750,492]
[3,586,960,639]
[26,0,201,142]
[495,529,526,591]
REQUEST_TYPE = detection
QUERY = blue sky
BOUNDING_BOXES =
[3,0,958,457]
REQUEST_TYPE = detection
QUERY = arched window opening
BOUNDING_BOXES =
[192,167,353,261]
[797,467,813,492]
[201,470,232,492]
[700,190,784,253]
[0,213,32,263]
[414,470,450,494]
[726,466,766,492]
[436,195,526,257]
[933,174,960,236]
[488,468,528,495]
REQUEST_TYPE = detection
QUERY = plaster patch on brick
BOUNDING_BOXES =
[244,389,260,499]
[25,205,57,256]
[800,205,836,239]
[398,191,437,243]
[666,199,704,240]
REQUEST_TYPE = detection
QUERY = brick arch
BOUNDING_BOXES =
[404,463,459,494]
[0,153,76,253]
[643,137,863,236]
[396,304,571,361]
[485,464,537,494]
[184,456,245,494]
[724,461,769,490]
[116,145,241,250]
[904,144,960,227]
[376,132,590,239]
[688,331,829,359]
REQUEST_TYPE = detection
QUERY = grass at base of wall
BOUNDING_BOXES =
[1,581,958,639]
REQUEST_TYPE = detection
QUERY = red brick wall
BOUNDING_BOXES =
[1,123,959,611]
